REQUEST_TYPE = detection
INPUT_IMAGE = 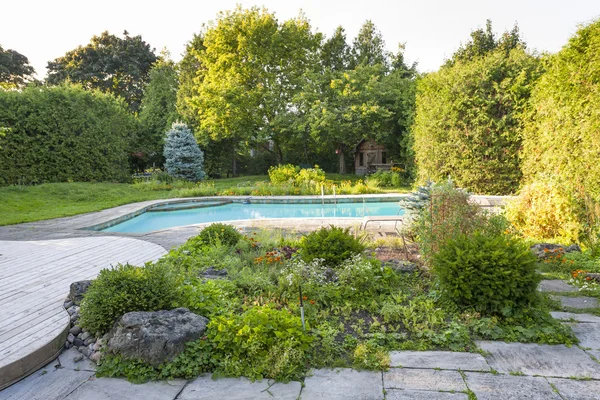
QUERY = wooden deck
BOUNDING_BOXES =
[0,237,167,390]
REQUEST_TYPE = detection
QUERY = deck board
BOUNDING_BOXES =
[0,237,167,389]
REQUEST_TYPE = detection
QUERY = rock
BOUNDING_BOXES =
[67,333,75,343]
[106,308,208,368]
[201,266,228,279]
[73,338,84,347]
[385,259,418,273]
[64,300,74,309]
[89,351,102,363]
[84,337,95,346]
[81,347,90,357]
[73,354,84,363]
[67,306,77,316]
[81,332,91,341]
[530,243,581,259]
[93,342,101,351]
[69,280,92,306]
[69,326,82,336]
[65,341,72,349]
[584,273,600,283]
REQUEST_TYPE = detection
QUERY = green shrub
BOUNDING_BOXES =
[299,226,366,268]
[0,84,136,185]
[208,305,312,380]
[195,223,242,247]
[180,278,239,318]
[365,170,406,188]
[79,263,181,335]
[411,180,492,265]
[432,232,540,315]
[268,164,299,184]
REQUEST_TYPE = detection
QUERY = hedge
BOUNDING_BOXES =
[0,84,136,185]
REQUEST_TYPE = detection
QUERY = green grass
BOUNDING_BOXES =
[0,182,173,226]
[0,174,410,226]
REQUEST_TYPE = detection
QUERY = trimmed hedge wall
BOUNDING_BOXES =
[521,19,600,202]
[0,85,136,185]
[412,48,541,195]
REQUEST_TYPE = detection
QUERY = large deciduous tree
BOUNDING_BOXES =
[351,20,389,69]
[136,53,179,170]
[0,45,35,88]
[46,31,157,112]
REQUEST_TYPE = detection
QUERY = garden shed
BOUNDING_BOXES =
[354,139,391,175]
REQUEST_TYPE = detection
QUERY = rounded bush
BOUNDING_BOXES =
[299,226,365,268]
[432,232,540,315]
[79,263,181,335]
[196,223,242,247]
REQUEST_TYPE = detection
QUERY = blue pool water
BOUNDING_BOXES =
[103,201,404,233]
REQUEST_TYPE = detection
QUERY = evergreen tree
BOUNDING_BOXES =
[163,123,205,181]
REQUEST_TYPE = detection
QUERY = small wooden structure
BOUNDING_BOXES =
[354,139,392,175]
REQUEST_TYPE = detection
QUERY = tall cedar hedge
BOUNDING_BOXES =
[412,48,541,195]
[0,85,135,185]
[521,19,600,201]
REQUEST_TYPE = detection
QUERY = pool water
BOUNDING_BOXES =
[103,201,404,233]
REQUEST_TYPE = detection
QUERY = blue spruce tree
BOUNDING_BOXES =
[163,123,205,181]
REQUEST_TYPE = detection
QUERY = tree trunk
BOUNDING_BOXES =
[338,145,346,174]
[231,142,237,177]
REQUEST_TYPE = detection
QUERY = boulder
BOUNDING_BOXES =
[384,259,418,273]
[69,280,92,305]
[530,243,581,259]
[201,266,228,279]
[105,308,208,367]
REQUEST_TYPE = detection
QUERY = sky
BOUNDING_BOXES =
[2,0,599,78]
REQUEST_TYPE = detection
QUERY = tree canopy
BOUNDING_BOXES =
[46,31,157,112]
[0,45,35,88]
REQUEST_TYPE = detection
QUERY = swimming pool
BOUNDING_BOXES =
[102,201,404,233]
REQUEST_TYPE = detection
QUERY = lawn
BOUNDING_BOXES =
[0,174,409,226]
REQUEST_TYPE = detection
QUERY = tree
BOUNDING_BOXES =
[412,48,541,194]
[321,26,351,71]
[521,18,600,202]
[351,20,389,69]
[46,31,157,112]
[137,52,179,169]
[447,20,525,66]
[0,45,35,88]
[183,7,320,175]
[163,123,205,181]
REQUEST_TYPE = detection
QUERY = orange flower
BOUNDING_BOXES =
[310,300,315,305]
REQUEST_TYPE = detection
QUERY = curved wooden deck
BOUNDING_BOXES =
[0,237,167,390]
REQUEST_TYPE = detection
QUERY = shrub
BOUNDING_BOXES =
[208,306,312,380]
[365,169,406,188]
[268,164,299,184]
[411,180,491,265]
[194,223,242,247]
[432,232,540,315]
[505,177,585,243]
[163,122,205,181]
[0,84,135,185]
[299,226,366,268]
[79,263,181,335]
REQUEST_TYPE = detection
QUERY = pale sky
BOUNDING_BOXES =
[2,0,599,78]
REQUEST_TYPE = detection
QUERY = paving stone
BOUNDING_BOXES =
[0,363,94,400]
[550,312,600,323]
[301,368,383,400]
[63,377,185,400]
[384,369,466,392]
[464,372,561,400]
[385,389,468,400]
[539,280,579,293]
[547,377,600,400]
[551,295,599,309]
[178,375,301,400]
[585,349,600,362]
[476,341,600,379]
[389,351,490,371]
[57,347,97,372]
[571,323,600,350]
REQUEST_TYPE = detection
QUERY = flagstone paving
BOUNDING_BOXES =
[551,295,600,309]
[539,279,579,292]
